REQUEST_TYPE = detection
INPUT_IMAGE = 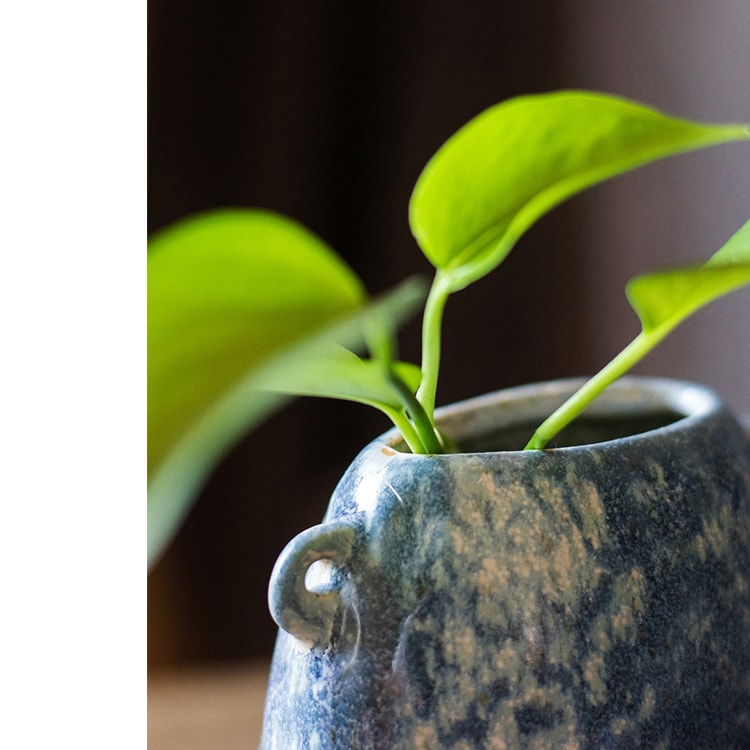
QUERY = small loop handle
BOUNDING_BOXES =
[268,519,356,645]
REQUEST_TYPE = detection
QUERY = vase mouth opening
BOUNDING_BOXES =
[387,376,723,454]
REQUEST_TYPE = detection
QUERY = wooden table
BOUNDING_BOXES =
[148,660,270,749]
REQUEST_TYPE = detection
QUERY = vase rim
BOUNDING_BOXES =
[381,376,724,455]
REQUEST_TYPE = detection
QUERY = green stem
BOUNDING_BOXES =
[389,370,444,454]
[383,406,427,454]
[417,271,452,421]
[524,327,670,450]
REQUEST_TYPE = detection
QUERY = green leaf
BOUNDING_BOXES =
[627,218,750,331]
[705,217,750,266]
[409,90,749,291]
[254,346,422,410]
[525,217,750,451]
[627,264,750,333]
[149,209,364,478]
[148,208,425,566]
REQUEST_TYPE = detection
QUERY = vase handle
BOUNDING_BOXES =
[268,519,357,645]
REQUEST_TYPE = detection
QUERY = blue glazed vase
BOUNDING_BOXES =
[261,377,750,749]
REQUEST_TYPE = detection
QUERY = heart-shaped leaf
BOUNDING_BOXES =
[409,91,749,291]
[148,209,425,565]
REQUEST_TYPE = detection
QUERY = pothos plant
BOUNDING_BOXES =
[148,90,750,566]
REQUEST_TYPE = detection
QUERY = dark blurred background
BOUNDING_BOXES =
[148,1,750,667]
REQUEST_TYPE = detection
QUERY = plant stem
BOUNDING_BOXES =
[389,370,444,454]
[383,406,427,454]
[524,328,669,450]
[417,270,452,421]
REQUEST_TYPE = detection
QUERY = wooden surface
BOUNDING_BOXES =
[148,660,270,750]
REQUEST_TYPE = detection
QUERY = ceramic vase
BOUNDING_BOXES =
[261,377,750,749]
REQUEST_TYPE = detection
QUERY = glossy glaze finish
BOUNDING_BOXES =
[261,378,750,749]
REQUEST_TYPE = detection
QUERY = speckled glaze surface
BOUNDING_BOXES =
[261,378,750,749]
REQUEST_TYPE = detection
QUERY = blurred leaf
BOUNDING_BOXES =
[149,209,364,477]
[148,208,425,566]
[255,346,422,410]
[409,90,749,290]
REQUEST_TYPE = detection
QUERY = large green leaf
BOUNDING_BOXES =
[409,91,749,291]
[149,209,364,478]
[148,209,425,565]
